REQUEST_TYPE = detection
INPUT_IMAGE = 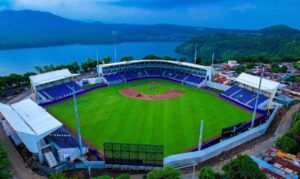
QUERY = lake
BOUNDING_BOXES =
[0,42,183,76]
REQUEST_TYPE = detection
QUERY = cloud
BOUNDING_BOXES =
[106,0,225,10]
[0,0,299,29]
[231,3,256,13]
[0,0,14,10]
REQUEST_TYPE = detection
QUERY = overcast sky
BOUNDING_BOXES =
[1,0,300,29]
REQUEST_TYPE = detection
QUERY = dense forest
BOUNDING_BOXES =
[176,25,300,62]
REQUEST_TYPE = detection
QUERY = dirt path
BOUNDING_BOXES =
[275,103,299,137]
[0,125,45,179]
[119,88,185,100]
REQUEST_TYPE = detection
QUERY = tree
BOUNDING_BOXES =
[49,173,67,179]
[280,65,288,73]
[92,176,111,179]
[23,72,37,85]
[161,56,176,61]
[276,136,298,153]
[235,65,246,74]
[116,173,130,179]
[198,166,216,179]
[120,56,133,62]
[0,142,11,179]
[246,63,255,69]
[68,61,80,73]
[35,66,44,73]
[147,167,181,179]
[222,155,266,179]
[143,54,160,60]
[195,57,201,64]
[178,57,187,62]
[102,56,112,64]
[81,58,97,72]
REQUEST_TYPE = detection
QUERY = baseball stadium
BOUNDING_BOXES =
[0,60,280,170]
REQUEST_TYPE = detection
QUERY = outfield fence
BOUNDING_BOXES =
[164,105,279,168]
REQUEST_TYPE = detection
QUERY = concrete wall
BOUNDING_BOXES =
[206,81,231,91]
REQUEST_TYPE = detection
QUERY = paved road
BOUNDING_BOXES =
[0,125,45,179]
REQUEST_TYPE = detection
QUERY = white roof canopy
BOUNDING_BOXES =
[235,73,280,93]
[0,99,62,153]
[98,60,212,71]
[30,69,75,87]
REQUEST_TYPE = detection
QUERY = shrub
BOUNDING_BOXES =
[198,166,216,179]
[147,166,181,179]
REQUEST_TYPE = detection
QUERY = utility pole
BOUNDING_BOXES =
[251,71,264,128]
[194,46,198,64]
[198,120,204,151]
[72,87,83,157]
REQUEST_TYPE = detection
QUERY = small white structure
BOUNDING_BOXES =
[228,60,239,67]
[80,77,104,86]
[0,99,63,162]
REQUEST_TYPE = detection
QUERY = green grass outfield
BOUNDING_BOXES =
[46,79,252,156]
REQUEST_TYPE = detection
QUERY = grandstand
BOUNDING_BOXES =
[30,69,83,103]
[220,73,280,110]
[97,60,213,88]
[0,99,89,167]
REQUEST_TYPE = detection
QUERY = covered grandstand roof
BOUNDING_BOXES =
[235,73,280,93]
[98,60,212,71]
[30,69,77,87]
[0,99,62,153]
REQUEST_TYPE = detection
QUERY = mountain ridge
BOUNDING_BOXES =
[0,9,250,50]
[176,24,300,61]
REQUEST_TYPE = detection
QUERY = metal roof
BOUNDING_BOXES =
[235,73,280,93]
[0,99,62,153]
[30,69,75,86]
[98,60,212,71]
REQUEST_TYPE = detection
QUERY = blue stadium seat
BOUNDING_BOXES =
[38,81,82,100]
[221,86,269,108]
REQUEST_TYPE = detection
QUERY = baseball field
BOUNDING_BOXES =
[46,79,253,156]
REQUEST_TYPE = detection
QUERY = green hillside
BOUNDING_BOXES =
[176,25,300,61]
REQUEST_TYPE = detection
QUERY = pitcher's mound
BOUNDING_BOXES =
[119,88,185,100]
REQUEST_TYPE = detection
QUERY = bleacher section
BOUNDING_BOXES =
[48,127,84,148]
[220,86,268,109]
[38,81,83,101]
[104,68,205,88]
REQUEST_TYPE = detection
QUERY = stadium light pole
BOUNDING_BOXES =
[194,45,198,64]
[210,52,215,81]
[251,71,264,128]
[198,120,204,151]
[96,50,100,77]
[112,30,117,61]
[72,87,83,157]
